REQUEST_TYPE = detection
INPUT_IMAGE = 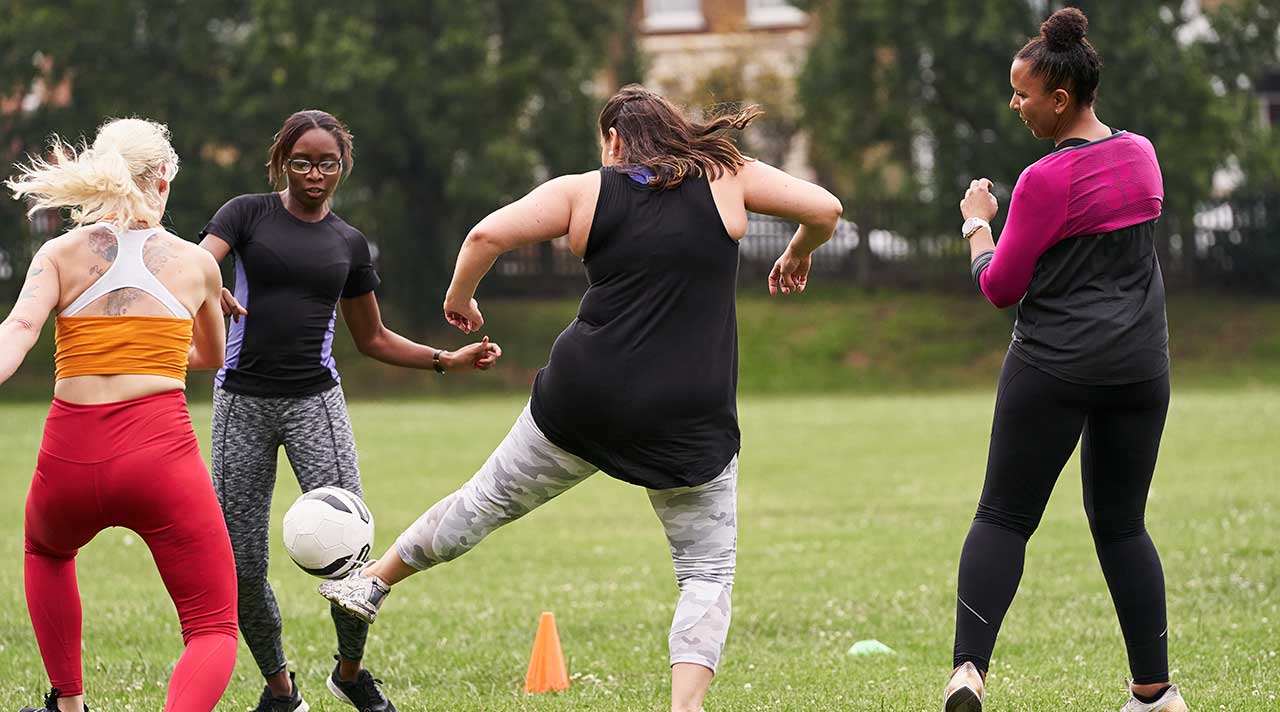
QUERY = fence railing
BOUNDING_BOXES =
[483,194,1279,295]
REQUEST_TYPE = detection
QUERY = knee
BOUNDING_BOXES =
[973,502,1038,540]
[1086,508,1147,543]
[672,558,735,589]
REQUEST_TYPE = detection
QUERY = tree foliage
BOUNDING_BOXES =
[795,0,1275,251]
[0,0,636,318]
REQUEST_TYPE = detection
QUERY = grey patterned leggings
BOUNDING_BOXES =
[211,385,369,677]
[395,403,738,671]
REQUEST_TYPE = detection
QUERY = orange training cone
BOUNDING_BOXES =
[524,611,570,693]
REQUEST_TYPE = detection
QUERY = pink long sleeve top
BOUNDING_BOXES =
[971,131,1170,385]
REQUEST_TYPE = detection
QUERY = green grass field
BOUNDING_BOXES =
[1,392,1277,710]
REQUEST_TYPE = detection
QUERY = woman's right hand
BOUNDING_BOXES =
[220,287,247,322]
[444,296,484,334]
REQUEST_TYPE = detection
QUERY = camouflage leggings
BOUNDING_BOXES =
[395,403,738,672]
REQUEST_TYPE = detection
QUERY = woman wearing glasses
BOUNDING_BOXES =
[198,109,501,712]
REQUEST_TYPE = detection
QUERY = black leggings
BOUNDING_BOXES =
[953,351,1171,685]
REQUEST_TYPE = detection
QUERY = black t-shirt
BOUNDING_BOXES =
[530,168,741,490]
[201,193,380,397]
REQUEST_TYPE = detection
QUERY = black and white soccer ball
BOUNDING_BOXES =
[282,486,374,579]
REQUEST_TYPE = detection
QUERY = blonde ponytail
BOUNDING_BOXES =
[6,117,179,230]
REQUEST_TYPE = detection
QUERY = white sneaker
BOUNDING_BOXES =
[318,561,391,624]
[1120,684,1189,712]
[942,661,984,712]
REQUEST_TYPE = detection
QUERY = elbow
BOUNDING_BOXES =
[983,287,1021,310]
[810,196,843,231]
[464,227,501,254]
[354,330,384,358]
[188,355,222,372]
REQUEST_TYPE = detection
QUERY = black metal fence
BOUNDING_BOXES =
[483,194,1280,295]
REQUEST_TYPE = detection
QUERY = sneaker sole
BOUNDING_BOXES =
[327,675,355,707]
[945,687,982,712]
[319,586,378,624]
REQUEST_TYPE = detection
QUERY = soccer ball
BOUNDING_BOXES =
[282,486,374,579]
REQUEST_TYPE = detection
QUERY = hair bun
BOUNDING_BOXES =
[1041,7,1088,52]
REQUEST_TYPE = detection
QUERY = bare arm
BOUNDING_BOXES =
[339,291,500,371]
[443,173,588,332]
[739,159,843,256]
[187,250,227,371]
[0,247,60,385]
[738,160,843,295]
[198,234,232,263]
[198,233,247,320]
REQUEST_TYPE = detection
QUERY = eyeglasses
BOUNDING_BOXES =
[286,158,342,176]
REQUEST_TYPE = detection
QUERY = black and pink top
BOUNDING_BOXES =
[971,130,1169,385]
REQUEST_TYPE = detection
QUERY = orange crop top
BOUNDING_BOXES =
[55,316,192,381]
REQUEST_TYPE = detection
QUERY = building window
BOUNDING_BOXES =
[643,0,704,33]
[746,0,807,29]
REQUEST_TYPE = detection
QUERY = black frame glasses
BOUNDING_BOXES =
[286,158,343,176]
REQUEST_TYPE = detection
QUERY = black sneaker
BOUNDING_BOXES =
[327,657,397,712]
[19,687,88,712]
[251,672,309,712]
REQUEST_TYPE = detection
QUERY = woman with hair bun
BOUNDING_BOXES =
[943,8,1188,712]
[319,84,843,712]
[4,118,237,711]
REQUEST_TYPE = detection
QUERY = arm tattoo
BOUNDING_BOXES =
[17,257,46,301]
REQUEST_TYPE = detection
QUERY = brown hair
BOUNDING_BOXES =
[598,84,762,190]
[266,109,354,187]
[1016,7,1102,106]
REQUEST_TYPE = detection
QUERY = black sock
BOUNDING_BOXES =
[1133,685,1171,704]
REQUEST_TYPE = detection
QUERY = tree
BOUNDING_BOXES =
[0,0,638,317]
[795,0,1269,284]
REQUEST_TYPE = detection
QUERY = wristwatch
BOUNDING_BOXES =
[433,349,446,374]
[962,217,991,240]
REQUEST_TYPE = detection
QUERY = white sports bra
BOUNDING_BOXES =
[61,224,191,318]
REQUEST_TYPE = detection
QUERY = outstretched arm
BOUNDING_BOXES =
[0,247,60,385]
[340,292,500,372]
[443,173,589,332]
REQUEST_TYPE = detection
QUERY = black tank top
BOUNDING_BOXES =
[530,167,741,489]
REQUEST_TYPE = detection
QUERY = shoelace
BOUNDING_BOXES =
[352,671,389,709]
[44,688,61,710]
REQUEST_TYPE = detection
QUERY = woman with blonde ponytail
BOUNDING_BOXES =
[3,118,238,712]
[319,85,844,712]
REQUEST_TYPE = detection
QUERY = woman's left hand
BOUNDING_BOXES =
[769,247,811,295]
[960,178,999,221]
[442,336,503,371]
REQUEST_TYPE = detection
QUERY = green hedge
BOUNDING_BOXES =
[3,288,1278,401]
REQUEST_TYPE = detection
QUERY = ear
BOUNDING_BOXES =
[608,127,623,157]
[1051,87,1072,114]
[156,177,170,196]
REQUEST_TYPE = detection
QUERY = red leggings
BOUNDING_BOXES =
[24,390,238,711]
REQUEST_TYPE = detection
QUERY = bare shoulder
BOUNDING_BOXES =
[42,224,113,261]
[158,231,218,270]
[547,170,599,197]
